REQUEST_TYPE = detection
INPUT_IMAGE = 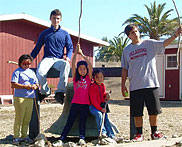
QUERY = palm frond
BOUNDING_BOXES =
[122,1,177,40]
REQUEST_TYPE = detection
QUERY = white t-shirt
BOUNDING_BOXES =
[121,39,165,91]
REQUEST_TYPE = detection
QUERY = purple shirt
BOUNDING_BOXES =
[11,67,39,98]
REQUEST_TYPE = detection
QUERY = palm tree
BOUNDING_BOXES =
[122,1,179,40]
[95,37,109,62]
[107,36,129,61]
[96,36,129,62]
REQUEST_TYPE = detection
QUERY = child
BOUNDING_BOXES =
[53,43,92,146]
[89,69,118,141]
[11,54,39,145]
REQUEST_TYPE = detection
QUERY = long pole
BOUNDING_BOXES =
[98,102,107,143]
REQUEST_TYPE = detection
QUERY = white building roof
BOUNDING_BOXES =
[0,13,109,46]
[166,43,182,49]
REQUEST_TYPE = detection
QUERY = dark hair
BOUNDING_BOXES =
[92,69,104,78]
[18,54,33,66]
[50,9,62,19]
[124,24,139,36]
[75,61,88,82]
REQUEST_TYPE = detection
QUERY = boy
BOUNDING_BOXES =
[121,24,182,141]
[30,9,73,104]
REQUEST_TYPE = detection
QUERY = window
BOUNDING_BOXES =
[166,54,178,70]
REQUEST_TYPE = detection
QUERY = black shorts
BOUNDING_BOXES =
[130,88,162,117]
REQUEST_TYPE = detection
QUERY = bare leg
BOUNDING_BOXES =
[134,116,143,127]
[149,115,157,126]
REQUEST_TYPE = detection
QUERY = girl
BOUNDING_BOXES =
[89,69,117,140]
[11,54,39,145]
[53,43,92,146]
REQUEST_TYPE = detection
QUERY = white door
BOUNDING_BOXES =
[156,55,165,98]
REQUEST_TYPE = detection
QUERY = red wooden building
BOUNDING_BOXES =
[0,13,109,102]
[156,44,182,101]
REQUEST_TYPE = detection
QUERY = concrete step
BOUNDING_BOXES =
[103,137,182,147]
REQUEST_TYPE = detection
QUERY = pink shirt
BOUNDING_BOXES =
[72,75,91,105]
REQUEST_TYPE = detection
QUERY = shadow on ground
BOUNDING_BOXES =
[109,100,182,108]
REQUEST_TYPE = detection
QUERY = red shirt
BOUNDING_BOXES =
[89,82,106,111]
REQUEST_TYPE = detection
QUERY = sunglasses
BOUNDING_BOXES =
[21,62,31,65]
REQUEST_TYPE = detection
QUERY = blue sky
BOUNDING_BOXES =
[0,0,181,40]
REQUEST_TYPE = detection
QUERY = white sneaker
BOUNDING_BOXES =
[102,134,108,138]
[112,136,124,143]
[53,140,63,147]
[78,139,86,145]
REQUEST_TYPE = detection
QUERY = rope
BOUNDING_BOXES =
[172,0,181,66]
[34,97,40,123]
[77,0,83,44]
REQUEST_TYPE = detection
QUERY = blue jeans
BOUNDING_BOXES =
[36,57,70,95]
[89,105,115,138]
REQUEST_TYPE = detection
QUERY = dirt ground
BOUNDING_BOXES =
[0,100,182,146]
[0,76,182,146]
